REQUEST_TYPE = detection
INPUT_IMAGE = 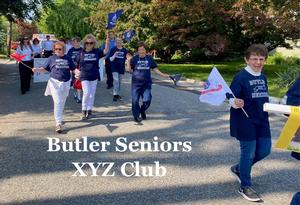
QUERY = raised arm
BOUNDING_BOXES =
[103,31,110,55]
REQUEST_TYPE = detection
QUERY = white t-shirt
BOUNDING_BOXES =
[32,44,42,56]
[16,45,33,61]
[42,40,54,51]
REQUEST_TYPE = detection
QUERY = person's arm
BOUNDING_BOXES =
[32,67,47,73]
[153,67,169,78]
[228,76,244,109]
[32,58,50,73]
[102,31,110,55]
[109,48,116,62]
[126,54,133,73]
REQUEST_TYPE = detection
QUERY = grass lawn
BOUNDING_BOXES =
[159,60,288,98]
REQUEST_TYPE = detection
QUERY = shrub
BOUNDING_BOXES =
[275,65,300,89]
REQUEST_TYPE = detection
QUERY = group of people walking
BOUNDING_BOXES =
[15,35,299,204]
[16,30,169,133]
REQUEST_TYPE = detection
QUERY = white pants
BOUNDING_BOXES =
[112,72,123,95]
[45,78,70,125]
[82,80,98,111]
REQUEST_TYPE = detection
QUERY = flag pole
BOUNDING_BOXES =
[19,61,33,70]
[230,92,249,118]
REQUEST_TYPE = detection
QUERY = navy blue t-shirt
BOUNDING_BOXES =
[109,47,128,74]
[229,69,271,141]
[130,55,157,86]
[77,48,105,81]
[286,76,300,106]
[67,47,83,64]
[43,55,76,82]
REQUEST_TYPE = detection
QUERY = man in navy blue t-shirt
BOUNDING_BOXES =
[228,44,271,202]
[101,30,116,89]
[109,38,128,101]
[128,42,169,122]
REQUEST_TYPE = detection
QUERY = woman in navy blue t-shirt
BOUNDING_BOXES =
[32,41,76,133]
[228,44,271,202]
[76,34,109,120]
[127,42,169,122]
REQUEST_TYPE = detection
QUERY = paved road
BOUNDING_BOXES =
[0,59,299,205]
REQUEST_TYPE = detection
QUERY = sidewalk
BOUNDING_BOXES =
[0,59,299,205]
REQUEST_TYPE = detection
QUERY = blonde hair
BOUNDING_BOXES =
[82,34,98,49]
[53,41,66,53]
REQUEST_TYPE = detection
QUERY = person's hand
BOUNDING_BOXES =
[126,53,132,60]
[234,98,244,108]
[32,68,37,73]
[74,69,81,77]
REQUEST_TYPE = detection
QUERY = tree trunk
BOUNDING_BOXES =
[6,20,12,56]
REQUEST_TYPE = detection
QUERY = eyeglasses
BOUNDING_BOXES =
[55,48,62,51]
[85,42,94,45]
[249,58,265,62]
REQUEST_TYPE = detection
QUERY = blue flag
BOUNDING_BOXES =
[123,29,136,42]
[107,9,124,29]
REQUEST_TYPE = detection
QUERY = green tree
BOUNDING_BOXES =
[0,0,53,55]
[37,0,93,39]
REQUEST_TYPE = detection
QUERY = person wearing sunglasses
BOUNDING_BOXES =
[32,41,76,133]
[76,33,109,120]
[16,36,34,95]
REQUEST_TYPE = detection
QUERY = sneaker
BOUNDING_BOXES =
[113,95,118,102]
[230,165,241,183]
[141,111,147,120]
[106,85,113,89]
[238,187,261,202]
[55,124,62,133]
[86,110,92,119]
[81,110,87,120]
[117,95,122,100]
[134,117,142,123]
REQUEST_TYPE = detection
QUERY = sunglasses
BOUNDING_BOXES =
[55,48,63,51]
[23,39,29,40]
[85,42,94,45]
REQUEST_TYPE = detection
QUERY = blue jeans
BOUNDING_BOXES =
[291,192,300,205]
[132,85,152,118]
[236,137,271,188]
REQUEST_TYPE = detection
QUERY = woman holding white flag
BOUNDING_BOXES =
[228,44,271,202]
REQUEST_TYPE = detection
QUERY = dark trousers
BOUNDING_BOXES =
[105,59,113,87]
[44,50,53,58]
[19,60,33,94]
[131,84,152,118]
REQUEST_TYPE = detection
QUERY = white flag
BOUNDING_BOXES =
[199,67,232,106]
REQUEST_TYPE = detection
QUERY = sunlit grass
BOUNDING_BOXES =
[159,60,288,98]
